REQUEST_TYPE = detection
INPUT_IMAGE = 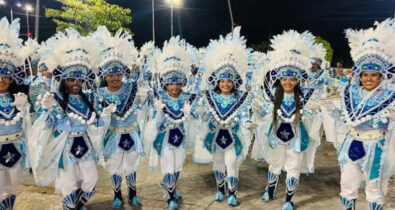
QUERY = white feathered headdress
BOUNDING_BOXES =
[37,36,57,72]
[265,30,315,86]
[345,18,395,82]
[23,38,40,67]
[156,36,191,88]
[45,28,100,86]
[311,42,326,66]
[139,41,156,66]
[0,17,26,84]
[203,26,251,91]
[90,26,138,80]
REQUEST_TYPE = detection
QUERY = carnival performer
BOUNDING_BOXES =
[138,41,156,88]
[323,19,395,210]
[144,36,196,210]
[24,37,55,113]
[30,28,115,210]
[92,26,147,208]
[193,27,256,207]
[0,17,32,210]
[252,30,319,210]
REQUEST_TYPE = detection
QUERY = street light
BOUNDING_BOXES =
[25,4,33,37]
[165,0,182,36]
[227,0,235,32]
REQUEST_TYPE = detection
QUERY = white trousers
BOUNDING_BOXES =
[58,161,98,196]
[0,165,23,200]
[268,144,303,179]
[160,147,186,175]
[107,151,140,176]
[340,162,388,204]
[212,148,239,178]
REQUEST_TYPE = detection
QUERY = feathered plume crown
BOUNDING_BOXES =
[139,41,156,66]
[23,38,40,64]
[156,36,191,88]
[203,26,251,91]
[45,28,100,86]
[345,18,395,81]
[266,30,315,85]
[90,26,138,79]
[37,36,57,72]
[311,42,326,66]
[0,17,26,84]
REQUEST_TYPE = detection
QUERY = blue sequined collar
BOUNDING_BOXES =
[343,84,395,121]
[205,90,249,120]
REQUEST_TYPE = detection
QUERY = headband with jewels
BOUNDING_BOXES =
[346,18,395,84]
[154,36,192,88]
[0,17,26,85]
[45,28,100,87]
[202,26,251,91]
[263,30,315,87]
[90,26,138,80]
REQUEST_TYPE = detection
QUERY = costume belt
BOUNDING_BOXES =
[109,122,138,134]
[0,131,23,143]
[69,132,84,137]
[163,123,180,129]
[348,128,387,141]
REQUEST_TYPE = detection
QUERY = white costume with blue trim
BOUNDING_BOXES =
[92,26,145,207]
[0,17,32,210]
[143,36,196,210]
[29,28,112,210]
[323,19,395,210]
[193,27,254,206]
[251,30,320,210]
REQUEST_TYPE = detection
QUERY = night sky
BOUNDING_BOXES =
[0,0,394,66]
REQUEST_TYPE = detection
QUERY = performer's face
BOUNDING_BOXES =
[280,77,297,93]
[42,70,52,78]
[166,83,182,97]
[65,78,82,94]
[311,64,319,72]
[0,76,11,94]
[360,71,381,91]
[105,74,123,91]
[218,79,234,95]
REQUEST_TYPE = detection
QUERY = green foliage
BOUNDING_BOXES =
[45,0,132,35]
[315,36,333,63]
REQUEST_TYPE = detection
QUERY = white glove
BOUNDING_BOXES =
[244,122,258,130]
[253,97,263,111]
[386,108,395,120]
[102,103,116,116]
[181,102,192,117]
[11,92,28,108]
[41,92,57,109]
[196,105,206,116]
[153,99,165,111]
[321,101,335,112]
[309,100,320,110]
[136,84,148,100]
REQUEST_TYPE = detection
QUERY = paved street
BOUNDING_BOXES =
[15,140,395,210]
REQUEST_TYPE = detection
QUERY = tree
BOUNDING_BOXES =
[45,0,132,35]
[315,36,333,64]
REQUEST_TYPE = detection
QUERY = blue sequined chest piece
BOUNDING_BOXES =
[0,93,16,120]
[68,95,90,117]
[212,92,237,115]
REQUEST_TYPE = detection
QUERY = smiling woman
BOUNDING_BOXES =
[360,71,382,91]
